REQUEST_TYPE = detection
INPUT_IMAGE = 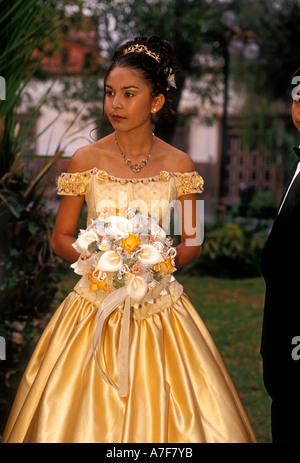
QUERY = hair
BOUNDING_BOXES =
[90,35,179,140]
[104,35,180,117]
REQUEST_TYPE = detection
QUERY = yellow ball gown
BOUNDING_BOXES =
[2,169,256,443]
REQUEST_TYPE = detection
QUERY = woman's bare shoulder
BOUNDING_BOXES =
[66,135,114,173]
[157,139,196,173]
[172,149,196,173]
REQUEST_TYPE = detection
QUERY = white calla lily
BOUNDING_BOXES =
[71,254,96,275]
[96,250,122,272]
[73,230,98,253]
[137,244,164,266]
[126,276,148,302]
[108,216,133,237]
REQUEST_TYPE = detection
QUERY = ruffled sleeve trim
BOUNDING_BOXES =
[56,169,204,197]
[56,171,92,196]
[174,171,204,197]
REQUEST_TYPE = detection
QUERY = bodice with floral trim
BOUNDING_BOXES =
[57,168,204,227]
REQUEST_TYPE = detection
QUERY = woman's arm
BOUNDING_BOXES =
[174,193,202,269]
[162,147,202,269]
[51,195,85,263]
[51,150,87,263]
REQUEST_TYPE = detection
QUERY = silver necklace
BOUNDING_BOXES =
[114,132,155,173]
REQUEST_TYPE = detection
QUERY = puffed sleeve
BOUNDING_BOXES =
[56,171,91,196]
[174,171,204,197]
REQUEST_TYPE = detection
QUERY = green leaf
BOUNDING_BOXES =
[28,222,39,234]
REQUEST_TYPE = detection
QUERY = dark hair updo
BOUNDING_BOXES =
[104,35,180,117]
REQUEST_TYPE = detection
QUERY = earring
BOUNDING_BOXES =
[152,108,157,113]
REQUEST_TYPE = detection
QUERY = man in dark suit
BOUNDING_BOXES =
[261,69,300,443]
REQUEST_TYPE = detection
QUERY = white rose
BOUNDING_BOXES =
[99,238,111,251]
[148,218,167,241]
[108,216,133,237]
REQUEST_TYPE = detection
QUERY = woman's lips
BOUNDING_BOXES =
[112,115,125,122]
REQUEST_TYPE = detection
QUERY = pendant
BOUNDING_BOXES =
[131,164,141,172]
[114,132,154,173]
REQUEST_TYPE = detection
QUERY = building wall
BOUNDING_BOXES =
[223,135,283,205]
[186,115,284,214]
[187,117,220,212]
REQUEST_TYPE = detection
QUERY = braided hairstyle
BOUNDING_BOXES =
[104,35,180,117]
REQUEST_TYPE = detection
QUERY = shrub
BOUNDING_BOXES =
[184,218,271,278]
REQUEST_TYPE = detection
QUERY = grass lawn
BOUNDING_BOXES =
[57,270,271,443]
[177,274,271,443]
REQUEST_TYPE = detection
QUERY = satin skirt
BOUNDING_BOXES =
[3,280,256,443]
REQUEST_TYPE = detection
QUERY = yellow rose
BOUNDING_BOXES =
[153,263,161,272]
[86,270,110,293]
[160,257,176,275]
[159,170,170,181]
[121,234,141,252]
[96,170,109,181]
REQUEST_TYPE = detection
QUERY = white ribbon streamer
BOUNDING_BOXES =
[82,286,130,396]
[80,274,174,397]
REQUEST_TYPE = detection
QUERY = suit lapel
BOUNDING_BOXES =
[277,160,299,212]
[270,147,300,229]
[278,168,300,218]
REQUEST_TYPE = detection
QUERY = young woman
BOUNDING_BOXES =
[3,36,256,443]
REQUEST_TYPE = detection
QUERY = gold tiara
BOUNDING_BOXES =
[121,44,161,63]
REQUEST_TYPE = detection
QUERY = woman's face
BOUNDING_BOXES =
[105,65,163,133]
[292,85,300,132]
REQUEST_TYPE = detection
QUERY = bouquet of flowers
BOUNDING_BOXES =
[71,208,177,303]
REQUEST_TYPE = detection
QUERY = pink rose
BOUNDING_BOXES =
[131,263,141,274]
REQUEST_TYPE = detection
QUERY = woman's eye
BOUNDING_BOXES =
[125,92,134,97]
[105,90,114,97]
